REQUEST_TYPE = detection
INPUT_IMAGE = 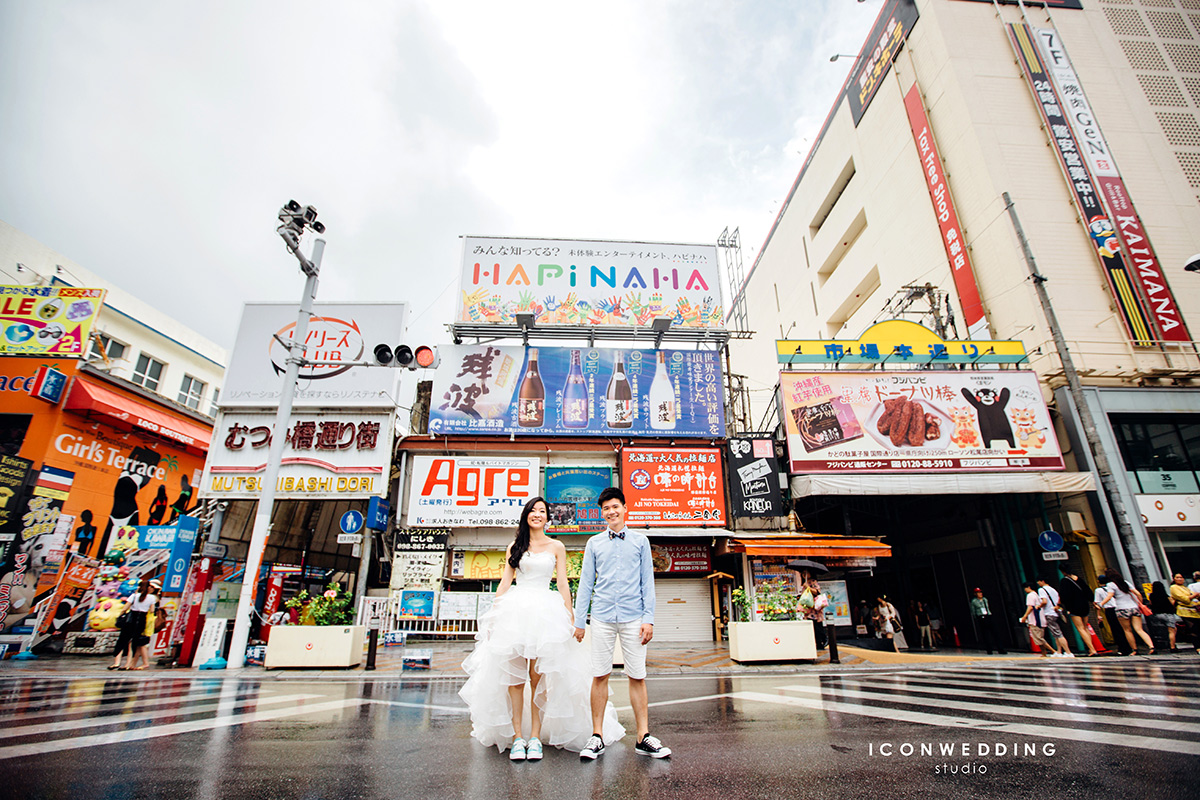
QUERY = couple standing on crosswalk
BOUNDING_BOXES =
[458,487,671,762]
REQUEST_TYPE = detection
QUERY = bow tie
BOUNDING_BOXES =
[609,530,625,540]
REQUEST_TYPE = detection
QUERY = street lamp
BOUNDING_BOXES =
[225,200,326,670]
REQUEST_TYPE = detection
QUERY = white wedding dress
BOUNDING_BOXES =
[459,550,625,752]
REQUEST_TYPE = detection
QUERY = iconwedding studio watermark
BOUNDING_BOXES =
[868,739,1059,776]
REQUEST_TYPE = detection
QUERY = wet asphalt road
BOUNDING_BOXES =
[2,658,1198,799]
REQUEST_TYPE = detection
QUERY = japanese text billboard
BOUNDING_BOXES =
[728,438,785,518]
[780,371,1065,474]
[847,0,919,125]
[407,456,539,527]
[220,302,407,409]
[428,345,725,438]
[650,542,712,574]
[621,448,726,527]
[0,285,106,357]
[459,236,723,330]
[545,467,612,533]
[200,411,394,499]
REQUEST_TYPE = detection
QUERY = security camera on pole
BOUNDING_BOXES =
[225,200,326,670]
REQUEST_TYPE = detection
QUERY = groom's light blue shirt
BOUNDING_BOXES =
[573,528,655,626]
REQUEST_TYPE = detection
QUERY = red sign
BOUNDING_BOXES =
[36,553,99,637]
[260,574,285,641]
[621,448,726,527]
[651,542,712,574]
[903,84,988,339]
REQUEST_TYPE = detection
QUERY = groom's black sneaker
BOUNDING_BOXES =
[635,734,671,758]
[580,734,605,760]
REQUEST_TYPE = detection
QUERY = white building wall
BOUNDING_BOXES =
[0,219,228,415]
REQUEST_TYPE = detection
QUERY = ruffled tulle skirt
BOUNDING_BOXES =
[459,585,625,752]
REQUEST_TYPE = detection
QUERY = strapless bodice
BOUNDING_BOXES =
[514,549,556,589]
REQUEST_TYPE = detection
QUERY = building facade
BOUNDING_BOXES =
[729,0,1200,649]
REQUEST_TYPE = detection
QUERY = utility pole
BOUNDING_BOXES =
[226,202,326,670]
[1002,192,1147,584]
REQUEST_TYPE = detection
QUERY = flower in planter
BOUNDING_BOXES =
[285,584,355,626]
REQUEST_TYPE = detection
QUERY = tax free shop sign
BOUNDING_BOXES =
[407,456,539,527]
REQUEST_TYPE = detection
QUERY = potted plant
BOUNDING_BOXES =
[266,584,366,669]
[728,579,817,663]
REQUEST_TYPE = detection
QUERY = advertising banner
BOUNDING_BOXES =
[545,467,612,533]
[1009,24,1155,346]
[394,528,450,551]
[728,438,785,518]
[428,345,725,438]
[0,285,106,357]
[903,84,989,340]
[389,551,445,590]
[200,411,394,500]
[621,448,726,527]
[846,0,919,126]
[407,456,539,527]
[650,542,711,574]
[459,236,723,330]
[220,302,407,409]
[36,552,99,637]
[398,589,436,619]
[821,579,852,626]
[780,370,1065,473]
[1032,26,1189,343]
[0,454,33,540]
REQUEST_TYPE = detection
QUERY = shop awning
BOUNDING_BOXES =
[728,535,891,559]
[64,379,212,451]
[790,471,1095,497]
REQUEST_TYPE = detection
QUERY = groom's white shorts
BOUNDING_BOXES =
[590,620,647,680]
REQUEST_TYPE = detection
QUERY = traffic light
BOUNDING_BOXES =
[373,344,440,370]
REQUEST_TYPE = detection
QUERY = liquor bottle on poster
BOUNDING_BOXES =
[605,351,633,429]
[648,350,676,430]
[562,349,589,428]
[517,348,545,427]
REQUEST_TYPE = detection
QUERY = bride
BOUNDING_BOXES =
[459,496,624,760]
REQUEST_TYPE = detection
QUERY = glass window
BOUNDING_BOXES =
[178,375,205,410]
[209,388,220,417]
[132,354,165,392]
[88,333,127,362]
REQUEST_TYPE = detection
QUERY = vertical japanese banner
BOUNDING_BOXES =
[1032,27,1189,342]
[903,84,989,339]
[0,455,34,561]
[1009,23,1156,346]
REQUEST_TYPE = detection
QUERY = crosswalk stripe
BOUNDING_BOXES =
[0,686,284,722]
[0,693,323,740]
[865,673,1200,707]
[368,699,468,714]
[778,683,1200,735]
[0,683,206,708]
[730,691,1200,755]
[823,676,1200,719]
[0,698,369,761]
[930,664,1200,682]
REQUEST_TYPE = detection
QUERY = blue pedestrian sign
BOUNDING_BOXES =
[1038,529,1064,552]
[340,510,364,535]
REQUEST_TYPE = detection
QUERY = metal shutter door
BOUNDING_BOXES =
[652,578,713,642]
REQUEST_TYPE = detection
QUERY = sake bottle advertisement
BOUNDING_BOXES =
[427,344,726,437]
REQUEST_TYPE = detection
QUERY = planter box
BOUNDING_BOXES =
[728,620,817,662]
[265,625,366,669]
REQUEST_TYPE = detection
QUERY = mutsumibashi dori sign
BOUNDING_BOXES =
[458,236,724,329]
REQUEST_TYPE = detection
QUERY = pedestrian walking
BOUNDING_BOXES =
[1036,576,1074,657]
[1095,570,1155,655]
[916,601,934,649]
[1020,582,1057,656]
[876,596,901,652]
[459,497,623,759]
[800,579,828,650]
[1057,570,1099,656]
[1169,573,1200,650]
[969,588,1006,654]
[1094,580,1130,655]
[1148,581,1179,652]
[109,578,157,670]
[573,488,671,760]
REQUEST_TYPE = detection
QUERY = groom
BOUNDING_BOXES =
[573,487,671,760]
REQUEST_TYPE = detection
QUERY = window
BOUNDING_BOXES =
[178,375,206,410]
[88,333,128,363]
[209,388,221,417]
[132,354,165,392]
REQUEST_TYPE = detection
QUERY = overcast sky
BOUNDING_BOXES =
[0,1,882,352]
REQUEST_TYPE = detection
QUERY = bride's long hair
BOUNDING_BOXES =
[508,496,548,570]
